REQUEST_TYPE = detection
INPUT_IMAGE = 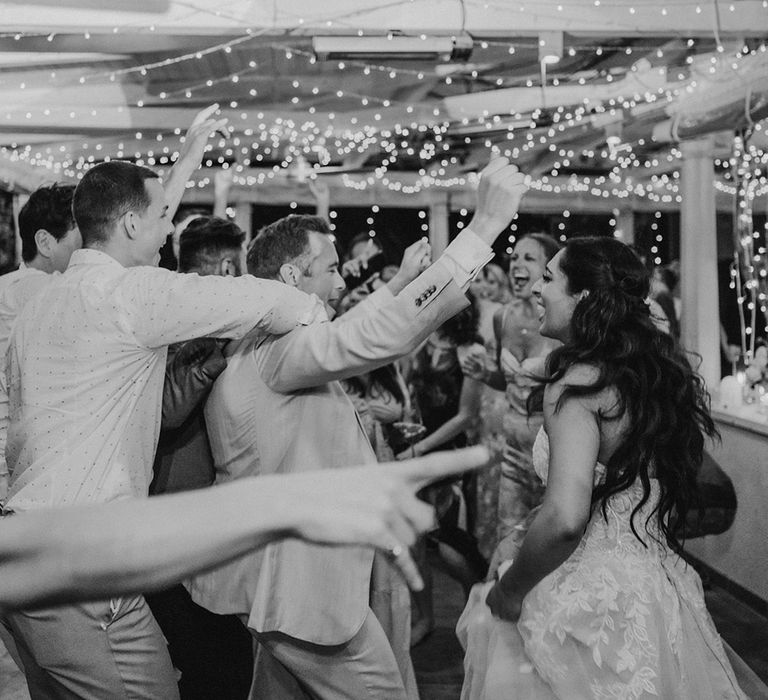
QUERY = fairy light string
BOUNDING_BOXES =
[0,13,766,203]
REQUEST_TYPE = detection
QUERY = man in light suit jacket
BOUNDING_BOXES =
[188,157,528,699]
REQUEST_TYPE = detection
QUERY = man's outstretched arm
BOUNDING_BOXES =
[257,157,529,393]
[0,446,488,611]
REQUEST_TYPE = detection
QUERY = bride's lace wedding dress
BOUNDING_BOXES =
[458,428,748,699]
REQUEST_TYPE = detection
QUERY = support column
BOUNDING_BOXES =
[428,191,450,257]
[233,201,253,244]
[614,207,635,246]
[680,136,720,389]
[12,193,28,267]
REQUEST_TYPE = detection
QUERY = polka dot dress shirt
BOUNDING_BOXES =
[4,248,320,512]
[0,267,53,503]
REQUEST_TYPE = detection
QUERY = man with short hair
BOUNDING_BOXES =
[152,215,247,495]
[147,215,255,700]
[1,153,322,697]
[0,183,82,672]
[0,184,81,502]
[190,157,528,699]
[175,215,246,278]
[16,183,82,274]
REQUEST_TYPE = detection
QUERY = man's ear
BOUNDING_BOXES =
[579,289,590,302]
[278,263,300,287]
[33,229,54,259]
[122,210,139,240]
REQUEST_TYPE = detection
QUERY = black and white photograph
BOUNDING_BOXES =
[0,1,767,698]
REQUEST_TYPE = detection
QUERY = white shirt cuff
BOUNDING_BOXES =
[438,228,494,291]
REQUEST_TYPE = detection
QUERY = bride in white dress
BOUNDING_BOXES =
[458,237,748,699]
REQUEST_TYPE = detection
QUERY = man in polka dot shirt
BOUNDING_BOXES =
[1,121,323,697]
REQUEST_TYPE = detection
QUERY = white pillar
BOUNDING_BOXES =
[12,193,28,267]
[614,207,635,246]
[680,136,720,389]
[428,192,450,257]
[233,201,253,244]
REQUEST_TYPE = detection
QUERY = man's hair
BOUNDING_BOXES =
[247,214,330,279]
[177,216,245,275]
[18,184,76,263]
[72,161,159,246]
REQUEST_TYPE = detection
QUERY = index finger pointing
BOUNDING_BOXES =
[395,446,490,490]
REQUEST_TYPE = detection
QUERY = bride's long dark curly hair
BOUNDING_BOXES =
[542,236,716,553]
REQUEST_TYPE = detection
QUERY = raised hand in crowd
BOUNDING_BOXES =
[467,156,529,246]
[164,104,230,217]
[308,177,331,220]
[385,238,433,295]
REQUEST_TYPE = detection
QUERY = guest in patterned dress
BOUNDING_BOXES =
[399,295,488,644]
[462,233,561,568]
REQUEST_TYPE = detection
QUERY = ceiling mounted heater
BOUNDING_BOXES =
[312,33,473,62]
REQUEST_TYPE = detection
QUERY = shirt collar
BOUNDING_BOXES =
[67,248,125,269]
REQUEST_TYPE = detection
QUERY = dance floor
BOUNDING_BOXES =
[2,556,767,699]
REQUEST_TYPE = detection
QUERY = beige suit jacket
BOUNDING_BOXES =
[187,260,470,644]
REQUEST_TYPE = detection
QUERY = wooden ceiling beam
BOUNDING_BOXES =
[0,34,227,55]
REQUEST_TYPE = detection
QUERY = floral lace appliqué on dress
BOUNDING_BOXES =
[458,428,748,700]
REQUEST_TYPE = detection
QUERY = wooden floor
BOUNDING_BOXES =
[3,559,768,699]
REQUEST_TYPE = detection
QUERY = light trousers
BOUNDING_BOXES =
[250,608,408,700]
[3,594,179,699]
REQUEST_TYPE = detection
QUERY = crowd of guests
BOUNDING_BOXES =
[0,104,756,700]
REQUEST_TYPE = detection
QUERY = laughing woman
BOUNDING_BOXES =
[462,233,561,566]
[458,237,748,699]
